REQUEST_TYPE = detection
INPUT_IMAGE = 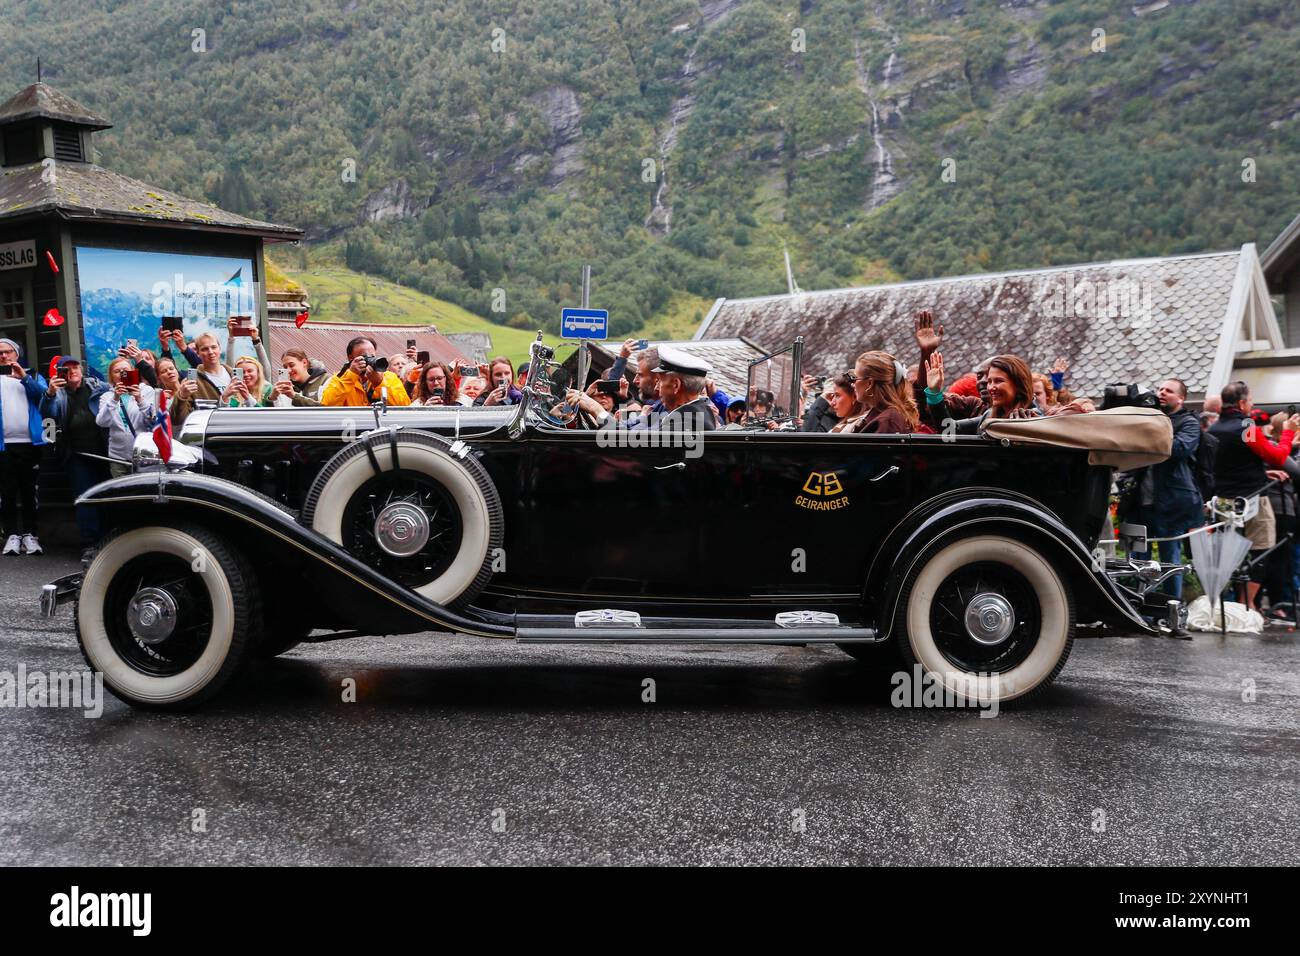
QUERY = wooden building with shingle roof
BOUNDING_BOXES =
[696,244,1282,404]
[0,81,301,379]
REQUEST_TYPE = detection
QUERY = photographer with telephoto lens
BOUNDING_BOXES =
[321,336,411,407]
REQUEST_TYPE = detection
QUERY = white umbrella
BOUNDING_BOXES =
[1189,525,1251,628]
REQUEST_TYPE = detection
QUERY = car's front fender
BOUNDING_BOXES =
[865,488,1154,638]
[77,470,515,638]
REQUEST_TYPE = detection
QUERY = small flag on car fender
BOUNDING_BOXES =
[295,309,309,328]
[154,391,173,463]
[43,308,65,327]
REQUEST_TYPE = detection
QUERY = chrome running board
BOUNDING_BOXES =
[517,609,879,644]
[516,627,878,644]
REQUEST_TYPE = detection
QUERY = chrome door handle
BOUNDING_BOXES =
[655,462,686,471]
[869,465,900,482]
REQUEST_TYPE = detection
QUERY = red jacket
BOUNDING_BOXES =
[1245,424,1295,468]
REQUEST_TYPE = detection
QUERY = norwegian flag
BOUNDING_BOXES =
[153,390,174,464]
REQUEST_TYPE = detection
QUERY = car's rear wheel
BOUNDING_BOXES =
[76,524,258,710]
[894,534,1074,705]
[300,432,503,608]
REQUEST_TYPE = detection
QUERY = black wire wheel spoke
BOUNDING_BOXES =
[341,470,464,589]
[102,554,215,677]
[928,560,1041,674]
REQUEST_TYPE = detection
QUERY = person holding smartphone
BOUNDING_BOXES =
[96,357,157,477]
[223,357,272,407]
[41,356,111,557]
[410,361,460,406]
[0,337,49,556]
[158,322,201,368]
[585,375,627,414]
[154,357,198,429]
[226,316,274,383]
[472,356,522,406]
[115,339,160,388]
[458,376,485,404]
[272,349,329,406]
[186,331,236,401]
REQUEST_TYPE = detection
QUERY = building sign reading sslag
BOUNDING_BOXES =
[0,240,36,271]
[560,308,609,340]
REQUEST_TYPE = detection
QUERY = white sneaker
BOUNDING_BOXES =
[1,534,19,556]
[20,534,41,555]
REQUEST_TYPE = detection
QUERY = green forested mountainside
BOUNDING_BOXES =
[3,0,1298,337]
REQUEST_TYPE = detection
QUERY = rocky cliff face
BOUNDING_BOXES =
[531,85,585,188]
[362,177,419,223]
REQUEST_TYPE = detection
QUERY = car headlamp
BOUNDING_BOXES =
[131,432,200,472]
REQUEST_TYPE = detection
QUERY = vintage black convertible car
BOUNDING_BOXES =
[41,340,1181,710]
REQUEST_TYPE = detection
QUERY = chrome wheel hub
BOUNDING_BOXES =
[374,502,431,557]
[127,587,179,645]
[964,592,1015,646]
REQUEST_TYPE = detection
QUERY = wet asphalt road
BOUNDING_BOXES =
[2,549,1298,866]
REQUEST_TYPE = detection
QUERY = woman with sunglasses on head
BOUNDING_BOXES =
[836,351,919,434]
[922,351,1039,434]
[96,357,157,477]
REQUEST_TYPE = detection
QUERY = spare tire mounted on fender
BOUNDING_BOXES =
[300,431,503,608]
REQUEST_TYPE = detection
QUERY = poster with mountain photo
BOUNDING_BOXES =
[75,246,258,375]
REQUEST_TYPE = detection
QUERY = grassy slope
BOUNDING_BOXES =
[635,292,719,342]
[271,254,576,368]
[270,251,715,364]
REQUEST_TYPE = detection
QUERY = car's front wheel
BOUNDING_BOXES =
[894,533,1074,705]
[76,524,258,710]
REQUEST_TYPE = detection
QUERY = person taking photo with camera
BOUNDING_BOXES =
[321,336,411,407]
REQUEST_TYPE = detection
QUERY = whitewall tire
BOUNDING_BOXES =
[76,524,258,709]
[300,432,503,608]
[896,534,1074,704]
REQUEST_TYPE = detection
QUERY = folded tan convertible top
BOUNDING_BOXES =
[982,406,1173,469]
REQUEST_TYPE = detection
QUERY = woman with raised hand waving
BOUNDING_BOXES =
[922,351,1040,434]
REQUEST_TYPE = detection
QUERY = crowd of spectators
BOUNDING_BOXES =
[0,318,560,557]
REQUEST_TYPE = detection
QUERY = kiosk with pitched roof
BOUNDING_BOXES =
[0,81,301,376]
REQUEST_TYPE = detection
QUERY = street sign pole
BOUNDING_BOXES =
[577,264,592,390]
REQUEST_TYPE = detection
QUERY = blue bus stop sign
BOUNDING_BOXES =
[561,308,608,340]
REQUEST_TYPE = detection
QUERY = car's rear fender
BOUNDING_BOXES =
[864,489,1153,639]
[78,471,515,639]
